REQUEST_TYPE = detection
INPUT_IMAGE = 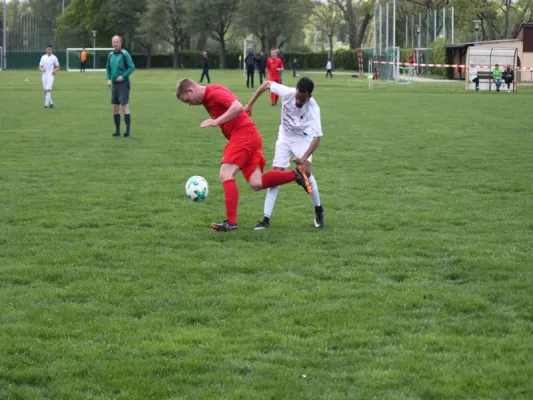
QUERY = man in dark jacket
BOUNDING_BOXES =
[257,51,267,85]
[502,65,514,92]
[245,48,257,88]
[200,51,210,84]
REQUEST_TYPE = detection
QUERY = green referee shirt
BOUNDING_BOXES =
[106,49,135,83]
[492,68,502,78]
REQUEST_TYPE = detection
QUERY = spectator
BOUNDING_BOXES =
[326,59,333,78]
[200,51,210,84]
[469,62,479,91]
[408,50,416,75]
[492,64,502,92]
[292,58,298,77]
[502,64,514,92]
[245,48,257,88]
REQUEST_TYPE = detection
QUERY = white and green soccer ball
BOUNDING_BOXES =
[185,176,209,201]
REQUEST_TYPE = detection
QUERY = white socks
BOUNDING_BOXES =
[309,175,321,207]
[45,93,53,106]
[263,175,322,218]
[263,186,279,218]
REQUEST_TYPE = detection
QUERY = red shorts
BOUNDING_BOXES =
[222,128,266,181]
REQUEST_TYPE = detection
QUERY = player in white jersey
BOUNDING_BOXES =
[245,77,324,229]
[39,45,60,108]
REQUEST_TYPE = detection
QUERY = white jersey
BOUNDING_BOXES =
[326,61,332,70]
[270,82,323,142]
[39,54,59,76]
[469,66,478,80]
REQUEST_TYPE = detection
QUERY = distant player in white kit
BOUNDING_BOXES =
[245,77,324,229]
[39,45,60,108]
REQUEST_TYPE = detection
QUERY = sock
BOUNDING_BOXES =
[124,114,131,135]
[223,179,239,225]
[261,170,296,189]
[309,175,321,207]
[44,94,49,107]
[48,93,53,105]
[113,114,120,134]
[263,186,279,218]
[270,92,278,104]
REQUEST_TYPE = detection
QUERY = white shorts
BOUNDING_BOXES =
[42,75,54,91]
[272,135,313,168]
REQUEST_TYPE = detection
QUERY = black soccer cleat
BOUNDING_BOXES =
[294,165,312,195]
[123,133,130,137]
[49,103,54,109]
[314,207,324,229]
[254,217,270,230]
[210,220,238,232]
[112,132,121,137]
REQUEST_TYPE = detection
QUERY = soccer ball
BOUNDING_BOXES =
[185,176,209,201]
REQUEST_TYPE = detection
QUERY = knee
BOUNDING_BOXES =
[112,105,120,113]
[122,105,129,113]
[249,180,263,191]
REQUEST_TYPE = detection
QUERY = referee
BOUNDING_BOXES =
[106,35,136,137]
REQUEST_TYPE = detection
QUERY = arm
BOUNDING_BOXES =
[296,137,321,163]
[106,55,112,84]
[121,51,136,79]
[52,60,60,75]
[39,57,44,72]
[201,100,244,127]
[244,80,272,115]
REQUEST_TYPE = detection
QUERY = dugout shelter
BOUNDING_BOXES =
[465,47,517,92]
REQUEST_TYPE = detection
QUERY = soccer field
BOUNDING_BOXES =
[1,69,532,399]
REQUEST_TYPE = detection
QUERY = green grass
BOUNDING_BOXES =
[1,69,532,399]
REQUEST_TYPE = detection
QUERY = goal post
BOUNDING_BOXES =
[0,47,3,71]
[66,48,113,72]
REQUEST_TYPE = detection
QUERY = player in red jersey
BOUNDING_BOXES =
[266,49,284,105]
[176,78,312,232]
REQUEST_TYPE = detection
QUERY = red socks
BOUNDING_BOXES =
[261,170,296,189]
[223,179,239,224]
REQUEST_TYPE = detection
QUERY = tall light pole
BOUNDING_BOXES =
[62,0,65,14]
[327,32,332,61]
[2,0,6,70]
[473,20,481,42]
[92,30,97,69]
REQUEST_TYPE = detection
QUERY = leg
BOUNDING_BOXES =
[251,69,254,88]
[200,71,205,83]
[210,162,240,231]
[118,82,131,137]
[206,70,211,83]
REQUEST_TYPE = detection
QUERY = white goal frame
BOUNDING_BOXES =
[0,47,4,71]
[66,47,113,72]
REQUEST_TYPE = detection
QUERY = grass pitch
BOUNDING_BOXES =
[1,69,532,399]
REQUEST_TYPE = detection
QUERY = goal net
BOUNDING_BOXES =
[375,46,400,83]
[66,48,113,72]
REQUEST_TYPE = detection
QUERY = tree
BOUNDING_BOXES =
[329,0,375,49]
[312,1,342,58]
[106,0,147,50]
[186,0,239,68]
[56,0,113,48]
[142,0,188,68]
[239,0,312,51]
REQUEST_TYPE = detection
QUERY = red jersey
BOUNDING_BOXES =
[202,84,255,140]
[266,57,284,81]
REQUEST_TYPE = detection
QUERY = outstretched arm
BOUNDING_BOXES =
[244,80,272,115]
[200,100,244,128]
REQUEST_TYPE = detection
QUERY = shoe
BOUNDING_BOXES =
[49,104,54,109]
[254,218,270,230]
[210,220,238,232]
[123,133,130,137]
[44,106,48,109]
[112,133,121,137]
[314,208,324,228]
[293,165,312,195]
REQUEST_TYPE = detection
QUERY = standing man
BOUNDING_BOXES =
[175,78,312,232]
[39,44,60,109]
[106,35,136,137]
[200,51,211,84]
[257,51,267,85]
[80,48,87,72]
[326,59,333,78]
[245,77,324,230]
[266,49,284,106]
[292,57,298,77]
[502,65,514,92]
[245,48,257,88]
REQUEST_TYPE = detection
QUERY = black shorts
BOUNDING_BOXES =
[111,81,130,105]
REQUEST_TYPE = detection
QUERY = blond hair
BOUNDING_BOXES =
[176,78,196,97]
